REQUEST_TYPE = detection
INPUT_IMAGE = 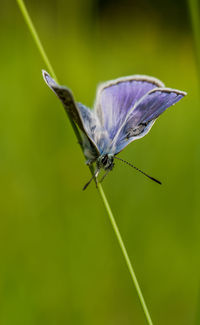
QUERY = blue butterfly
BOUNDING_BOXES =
[42,71,186,189]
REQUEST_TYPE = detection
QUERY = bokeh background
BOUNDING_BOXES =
[0,0,200,324]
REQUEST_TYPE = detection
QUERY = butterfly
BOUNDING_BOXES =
[42,70,186,189]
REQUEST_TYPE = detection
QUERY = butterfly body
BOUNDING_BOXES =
[43,70,186,186]
[97,154,114,170]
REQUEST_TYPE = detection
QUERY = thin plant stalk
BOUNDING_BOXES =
[16,1,154,324]
[188,0,200,76]
[16,0,82,146]
[187,1,200,324]
[98,185,153,325]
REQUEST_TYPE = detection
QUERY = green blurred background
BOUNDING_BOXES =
[0,0,199,324]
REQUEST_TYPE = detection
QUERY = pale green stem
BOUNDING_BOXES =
[16,1,154,324]
[16,0,56,81]
[187,1,200,325]
[98,185,153,325]
[188,0,200,75]
[16,0,83,145]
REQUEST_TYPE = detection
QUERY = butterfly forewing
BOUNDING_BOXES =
[110,87,187,154]
[43,71,86,131]
[42,71,100,158]
[127,88,186,126]
[95,75,165,141]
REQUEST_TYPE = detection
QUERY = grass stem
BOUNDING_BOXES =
[16,0,57,82]
[188,0,200,78]
[16,1,154,324]
[187,1,200,324]
[98,185,153,325]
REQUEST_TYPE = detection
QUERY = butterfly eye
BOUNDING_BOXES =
[101,155,108,165]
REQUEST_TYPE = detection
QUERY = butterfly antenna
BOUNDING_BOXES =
[114,156,162,185]
[82,169,100,191]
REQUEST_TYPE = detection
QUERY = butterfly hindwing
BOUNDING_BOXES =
[77,103,110,155]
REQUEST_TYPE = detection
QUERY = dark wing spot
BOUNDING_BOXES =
[126,122,148,138]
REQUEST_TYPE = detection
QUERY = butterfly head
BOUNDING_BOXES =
[97,154,114,171]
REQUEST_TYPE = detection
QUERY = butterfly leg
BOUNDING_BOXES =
[83,169,100,190]
[99,169,111,184]
[88,164,98,188]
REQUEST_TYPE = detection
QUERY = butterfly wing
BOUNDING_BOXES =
[77,103,110,157]
[110,87,187,154]
[95,75,164,141]
[42,70,100,158]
